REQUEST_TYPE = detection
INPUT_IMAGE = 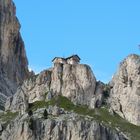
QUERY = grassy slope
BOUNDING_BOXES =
[0,94,139,140]
[28,96,140,140]
[0,111,18,129]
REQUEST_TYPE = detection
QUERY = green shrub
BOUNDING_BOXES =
[43,109,48,119]
[27,95,140,140]
[28,110,33,116]
[28,101,47,111]
[0,111,18,129]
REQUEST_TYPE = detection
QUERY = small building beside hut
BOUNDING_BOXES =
[66,55,81,65]
[52,57,67,65]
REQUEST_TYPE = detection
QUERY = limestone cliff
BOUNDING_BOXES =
[109,54,140,126]
[5,63,105,112]
[1,0,140,139]
[2,105,128,140]
[3,61,134,140]
[0,0,29,107]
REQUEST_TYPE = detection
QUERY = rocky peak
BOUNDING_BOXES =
[110,54,140,126]
[1,0,140,139]
[0,0,29,106]
[5,62,106,113]
[0,0,29,83]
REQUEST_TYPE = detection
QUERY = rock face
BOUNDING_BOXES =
[1,0,140,139]
[51,64,97,106]
[5,64,105,112]
[1,110,127,140]
[110,54,140,126]
[0,0,29,106]
[5,87,29,115]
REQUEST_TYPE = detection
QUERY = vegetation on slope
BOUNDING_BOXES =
[0,111,18,129]
[29,95,140,140]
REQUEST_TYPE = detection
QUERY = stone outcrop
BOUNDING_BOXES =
[0,0,29,107]
[109,54,140,126]
[1,109,127,140]
[5,64,105,112]
[51,64,97,106]
[1,0,140,139]
[5,87,29,114]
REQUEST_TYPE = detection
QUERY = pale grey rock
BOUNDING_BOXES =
[109,54,140,126]
[46,91,53,101]
[0,0,29,107]
[51,64,105,109]
[5,70,51,111]
[47,106,53,115]
[60,64,96,106]
[52,106,61,116]
[24,70,51,103]
[1,111,127,140]
[0,123,3,132]
[5,87,28,114]
[6,64,105,112]
[4,96,13,111]
[90,81,105,108]
[0,0,136,139]
[5,68,52,112]
[50,63,63,94]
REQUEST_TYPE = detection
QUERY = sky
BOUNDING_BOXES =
[13,0,140,83]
